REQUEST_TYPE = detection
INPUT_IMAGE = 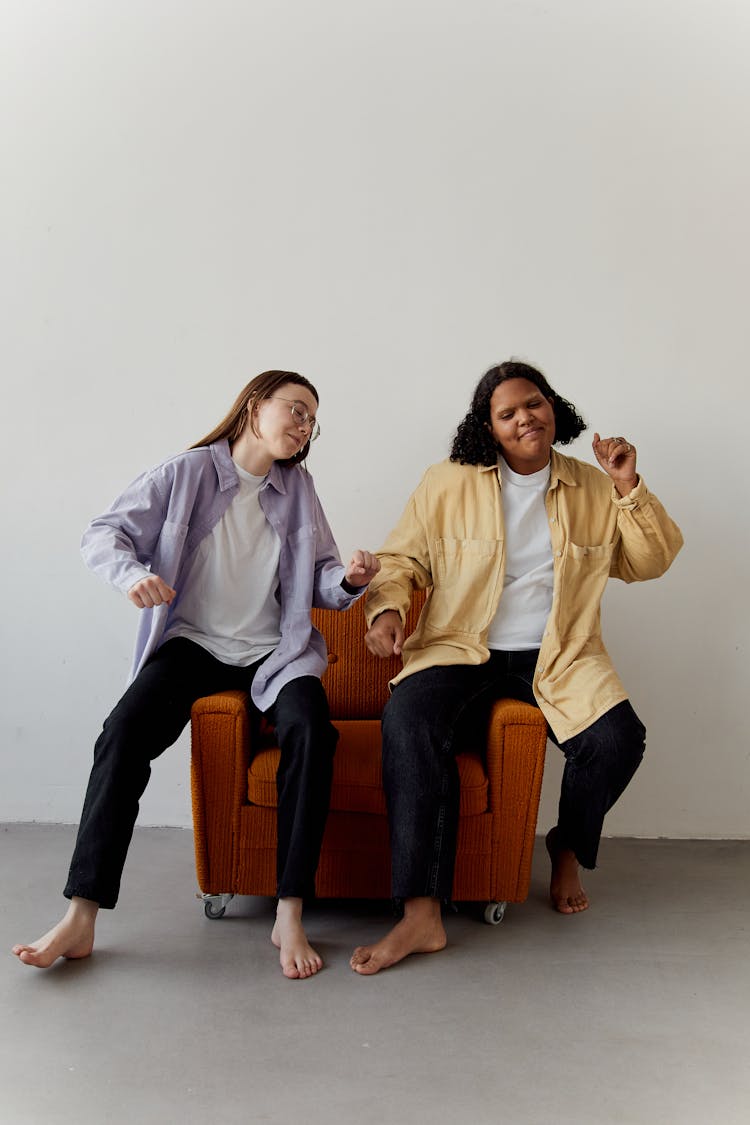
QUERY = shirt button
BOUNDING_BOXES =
[549,517,556,524]
[555,550,562,557]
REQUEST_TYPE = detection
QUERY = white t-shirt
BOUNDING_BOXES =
[486,457,554,651]
[163,461,282,666]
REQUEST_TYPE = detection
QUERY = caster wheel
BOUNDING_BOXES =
[483,901,507,925]
[204,900,226,920]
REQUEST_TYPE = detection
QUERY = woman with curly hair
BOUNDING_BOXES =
[350,359,683,975]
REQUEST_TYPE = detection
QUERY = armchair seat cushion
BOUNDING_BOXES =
[247,719,489,817]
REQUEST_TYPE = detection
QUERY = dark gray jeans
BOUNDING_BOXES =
[381,650,646,900]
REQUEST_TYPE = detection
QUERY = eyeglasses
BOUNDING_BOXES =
[270,397,320,442]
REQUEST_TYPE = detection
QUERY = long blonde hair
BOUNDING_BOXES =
[190,370,319,465]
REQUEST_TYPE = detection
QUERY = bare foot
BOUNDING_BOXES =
[350,898,447,975]
[546,828,589,914]
[271,897,322,979]
[12,898,99,968]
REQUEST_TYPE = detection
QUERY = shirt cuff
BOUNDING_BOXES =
[611,475,647,511]
[340,577,369,600]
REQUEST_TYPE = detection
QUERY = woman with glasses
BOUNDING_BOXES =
[13,370,379,979]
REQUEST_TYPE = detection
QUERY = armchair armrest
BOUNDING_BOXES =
[485,698,547,829]
[190,690,251,893]
[484,698,548,900]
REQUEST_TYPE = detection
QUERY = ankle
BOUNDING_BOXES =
[276,897,304,923]
[68,897,99,921]
[403,897,442,923]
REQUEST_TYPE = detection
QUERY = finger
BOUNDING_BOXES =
[154,578,177,603]
[140,584,162,607]
[365,619,399,657]
[130,577,176,608]
[364,632,387,657]
[591,433,609,464]
[352,550,378,576]
[607,439,635,465]
[128,581,153,607]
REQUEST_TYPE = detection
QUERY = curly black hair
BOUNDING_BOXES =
[450,360,587,466]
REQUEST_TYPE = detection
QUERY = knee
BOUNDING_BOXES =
[275,697,338,765]
[621,706,647,761]
[566,703,646,775]
[606,704,646,777]
[96,708,146,759]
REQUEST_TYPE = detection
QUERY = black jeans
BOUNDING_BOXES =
[64,638,338,908]
[381,650,646,900]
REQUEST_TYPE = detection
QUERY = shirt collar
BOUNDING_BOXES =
[210,439,291,495]
[266,461,288,494]
[476,448,578,489]
[210,439,240,492]
[549,448,578,489]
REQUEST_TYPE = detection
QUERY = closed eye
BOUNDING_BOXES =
[291,402,316,425]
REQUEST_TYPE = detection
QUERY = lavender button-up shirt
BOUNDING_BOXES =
[81,439,360,711]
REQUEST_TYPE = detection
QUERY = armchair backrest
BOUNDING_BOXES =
[312,588,428,720]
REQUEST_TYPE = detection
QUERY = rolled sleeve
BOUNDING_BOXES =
[611,477,684,582]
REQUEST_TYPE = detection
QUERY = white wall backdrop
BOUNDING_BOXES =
[1,0,748,837]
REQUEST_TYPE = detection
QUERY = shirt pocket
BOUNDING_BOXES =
[556,541,613,639]
[427,537,502,633]
[284,523,317,609]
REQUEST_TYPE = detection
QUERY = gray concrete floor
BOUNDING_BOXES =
[2,825,749,1125]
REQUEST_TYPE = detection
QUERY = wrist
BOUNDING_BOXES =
[614,475,639,498]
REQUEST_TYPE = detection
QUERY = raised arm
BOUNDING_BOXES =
[592,432,684,581]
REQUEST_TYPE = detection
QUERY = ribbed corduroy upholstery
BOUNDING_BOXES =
[190,590,548,905]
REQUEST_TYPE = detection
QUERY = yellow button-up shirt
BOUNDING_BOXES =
[365,451,684,741]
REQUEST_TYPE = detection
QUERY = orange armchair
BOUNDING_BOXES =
[190,592,547,923]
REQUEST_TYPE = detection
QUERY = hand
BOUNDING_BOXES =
[344,550,380,588]
[592,432,638,497]
[128,575,177,609]
[365,610,404,658]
